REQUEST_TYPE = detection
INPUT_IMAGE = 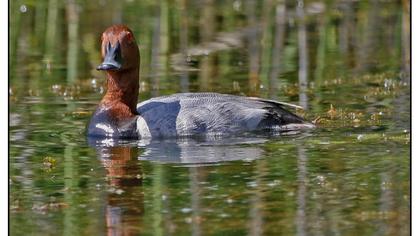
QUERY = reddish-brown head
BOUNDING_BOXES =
[97,25,140,72]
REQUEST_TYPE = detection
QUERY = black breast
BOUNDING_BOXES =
[87,107,138,139]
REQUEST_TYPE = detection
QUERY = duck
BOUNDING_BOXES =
[87,25,315,139]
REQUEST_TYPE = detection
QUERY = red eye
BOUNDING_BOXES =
[126,32,134,43]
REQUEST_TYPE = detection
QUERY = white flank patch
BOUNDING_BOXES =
[137,116,151,138]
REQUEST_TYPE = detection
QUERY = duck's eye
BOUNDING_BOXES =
[125,32,134,43]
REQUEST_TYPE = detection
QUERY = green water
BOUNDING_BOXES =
[10,0,410,235]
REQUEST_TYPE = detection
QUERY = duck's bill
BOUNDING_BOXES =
[97,41,122,71]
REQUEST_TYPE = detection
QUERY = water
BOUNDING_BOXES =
[10,1,410,235]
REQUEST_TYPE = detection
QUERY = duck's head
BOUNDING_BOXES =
[97,25,140,72]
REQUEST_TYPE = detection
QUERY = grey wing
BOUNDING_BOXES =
[176,99,267,135]
[137,93,310,137]
[162,92,307,125]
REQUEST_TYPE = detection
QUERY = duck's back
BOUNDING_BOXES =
[136,92,312,138]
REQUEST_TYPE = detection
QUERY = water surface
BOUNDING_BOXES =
[10,0,410,235]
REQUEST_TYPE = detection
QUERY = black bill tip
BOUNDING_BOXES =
[96,63,121,71]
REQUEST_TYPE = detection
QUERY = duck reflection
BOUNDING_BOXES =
[94,144,144,236]
[136,136,267,164]
[89,135,267,235]
[90,136,267,164]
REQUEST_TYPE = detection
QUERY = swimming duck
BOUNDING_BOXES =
[88,25,314,139]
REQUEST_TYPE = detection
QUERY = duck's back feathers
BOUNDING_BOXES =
[136,93,313,138]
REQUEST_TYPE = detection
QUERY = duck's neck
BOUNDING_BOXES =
[101,68,139,117]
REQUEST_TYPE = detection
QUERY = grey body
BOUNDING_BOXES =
[136,92,313,138]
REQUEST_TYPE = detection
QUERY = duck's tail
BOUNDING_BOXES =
[255,99,315,131]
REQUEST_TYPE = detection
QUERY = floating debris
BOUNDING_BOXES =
[43,156,57,171]
[181,208,192,213]
[32,202,69,213]
[327,104,337,119]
